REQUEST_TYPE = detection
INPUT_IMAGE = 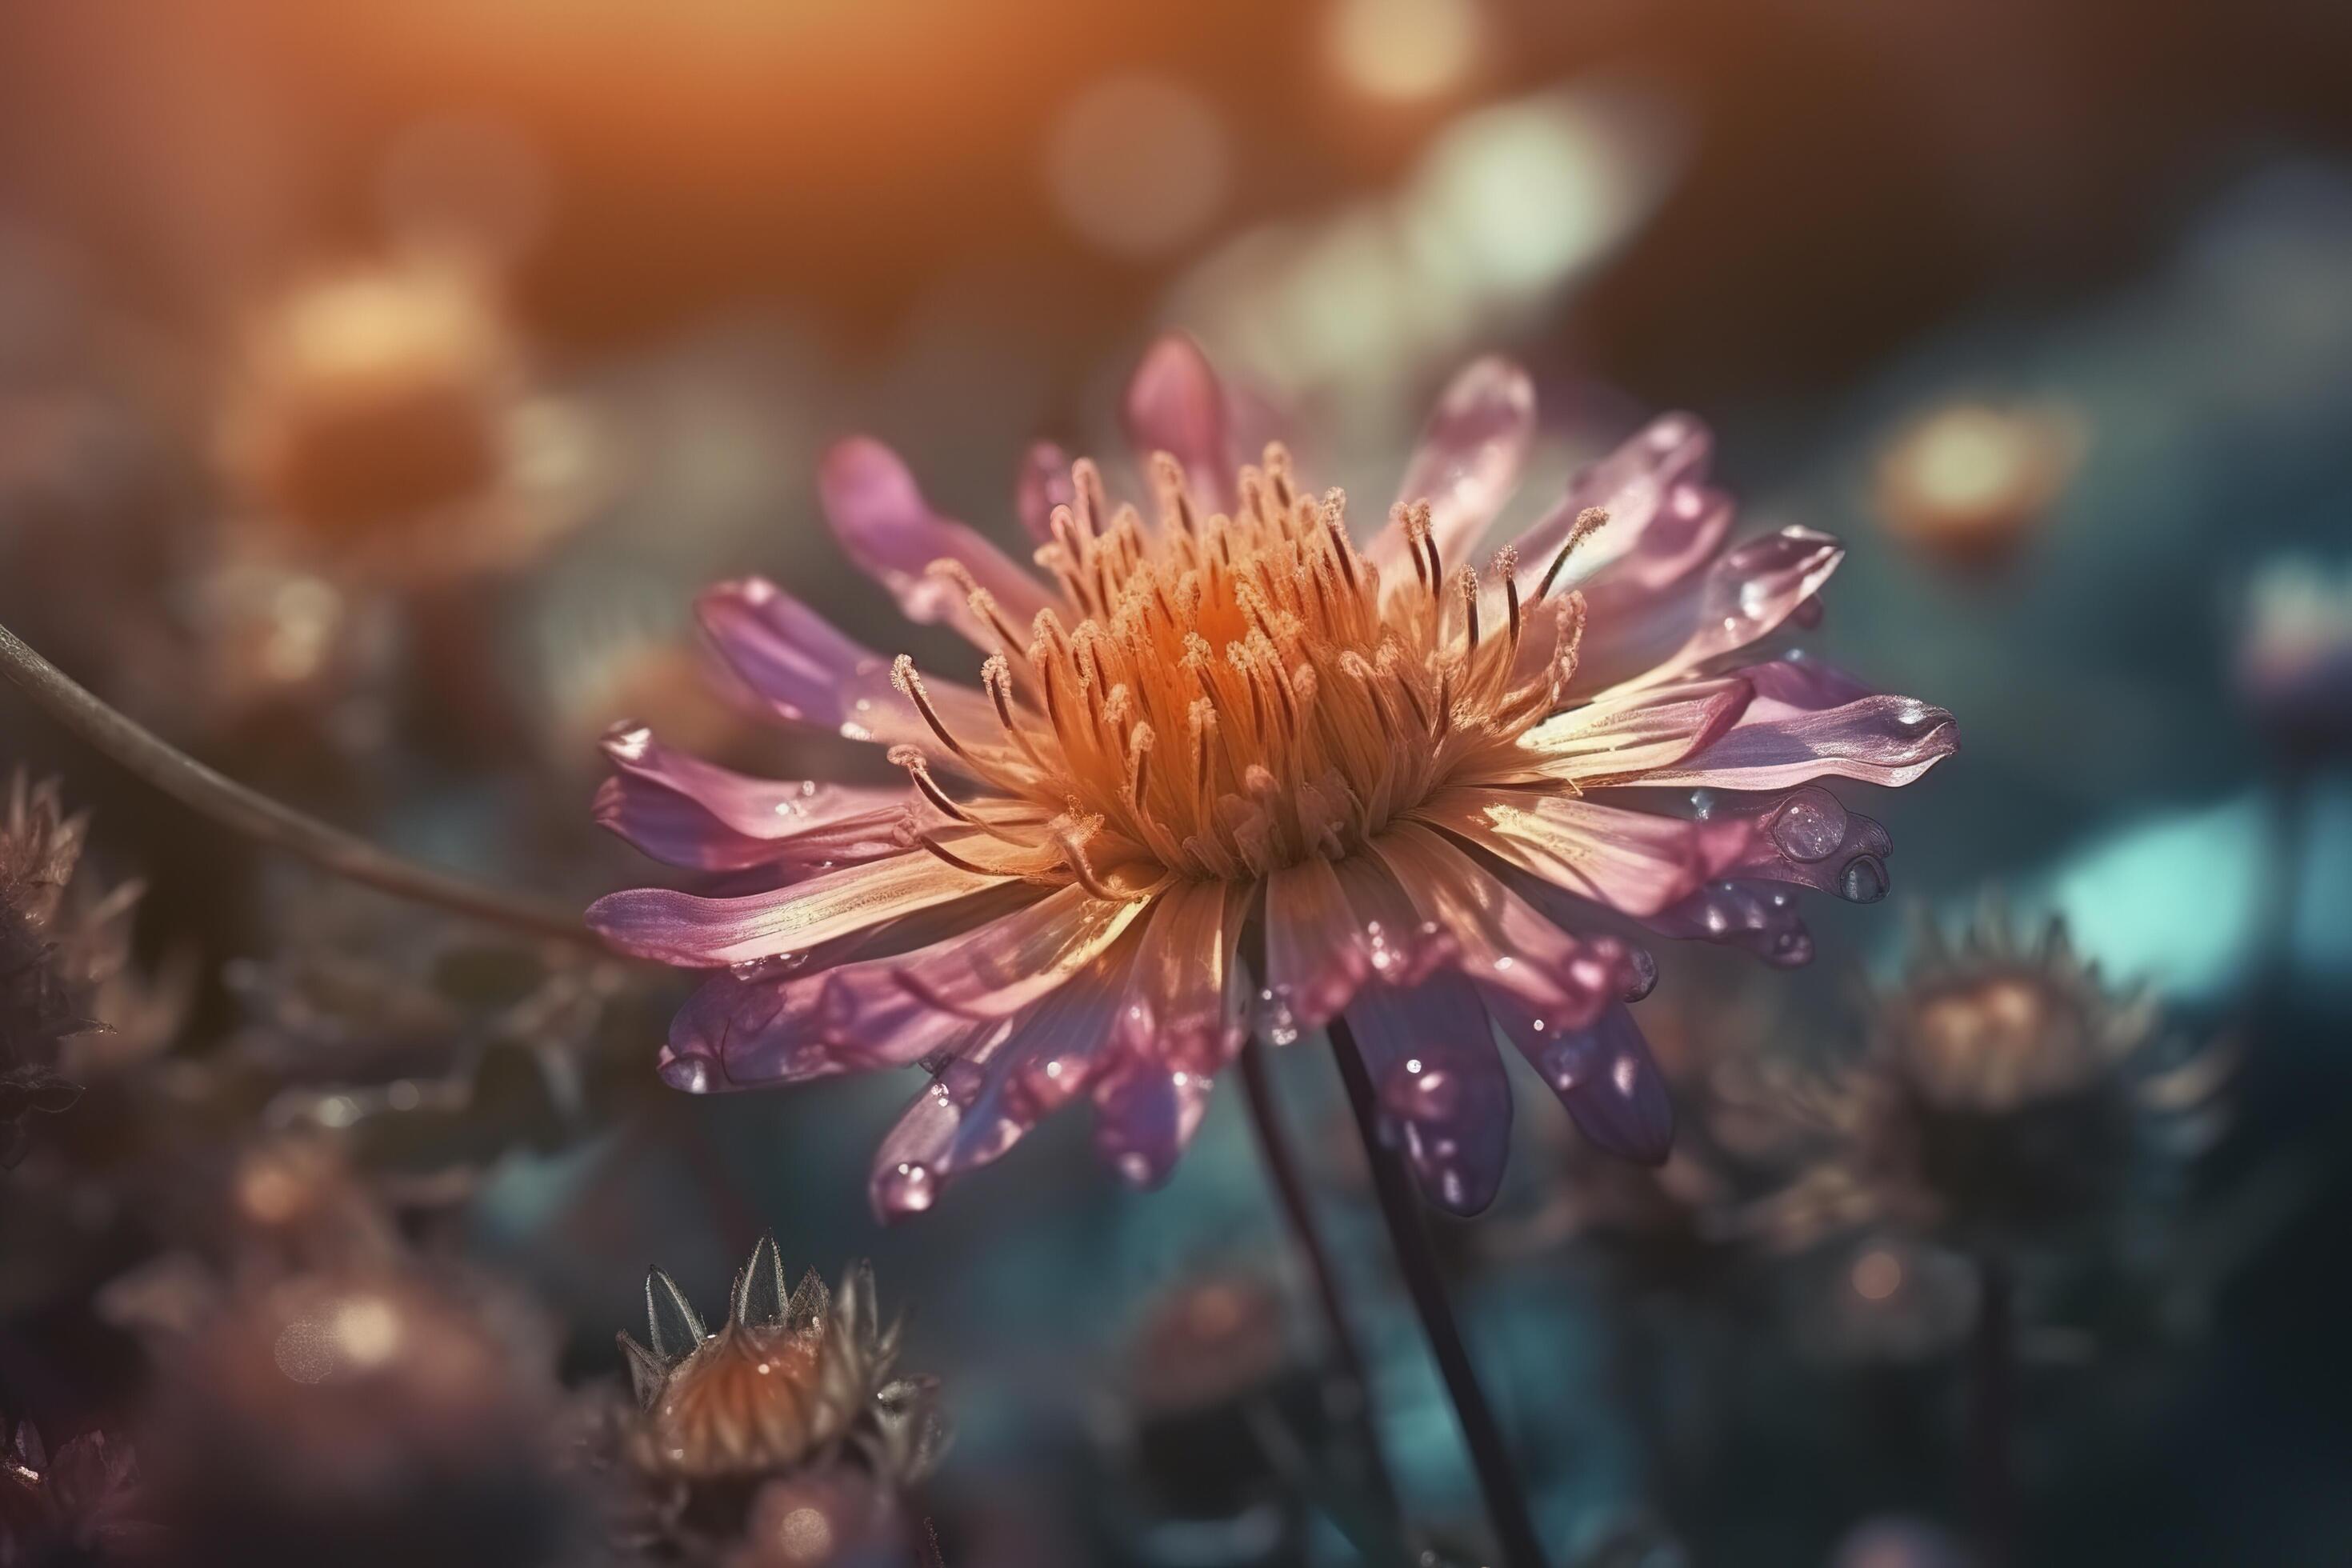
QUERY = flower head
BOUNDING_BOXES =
[590,338,1956,1218]
[1748,905,2230,1255]
[219,258,593,586]
[1,774,178,1169]
[2236,554,2352,761]
[616,1236,944,1486]
[0,1417,146,1566]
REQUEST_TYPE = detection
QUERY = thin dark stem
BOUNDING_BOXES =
[1968,1250,2017,1568]
[1236,1037,1410,1548]
[0,618,598,950]
[1329,1015,1550,1568]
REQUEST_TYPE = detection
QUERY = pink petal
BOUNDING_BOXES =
[595,725,911,874]
[1517,676,1754,786]
[1623,527,1846,688]
[657,883,1142,1091]
[588,849,1010,968]
[1509,412,1715,600]
[870,923,1158,1218]
[1261,854,1450,1040]
[1366,357,1535,588]
[1122,333,1234,510]
[818,437,1055,646]
[1646,659,1958,790]
[1411,786,1751,919]
[1014,440,1074,546]
[696,578,1000,754]
[1341,969,1513,1215]
[1370,823,1634,1031]
[1110,878,1250,1074]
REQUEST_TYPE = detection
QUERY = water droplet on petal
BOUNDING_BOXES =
[1838,853,1890,904]
[660,1054,714,1093]
[1622,946,1659,1003]
[876,1162,934,1216]
[1769,786,1850,862]
[1382,1062,1460,1121]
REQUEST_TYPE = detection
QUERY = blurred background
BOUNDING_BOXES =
[2,2,2350,1564]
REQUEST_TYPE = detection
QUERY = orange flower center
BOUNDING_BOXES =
[896,448,1597,886]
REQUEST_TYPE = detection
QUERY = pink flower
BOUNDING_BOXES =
[589,339,1957,1221]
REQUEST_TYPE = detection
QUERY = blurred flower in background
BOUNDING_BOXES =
[1870,400,2085,571]
[2236,554,2352,764]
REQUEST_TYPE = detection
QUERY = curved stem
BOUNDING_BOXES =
[1330,1015,1550,1568]
[0,618,598,950]
[1237,1037,1410,1550]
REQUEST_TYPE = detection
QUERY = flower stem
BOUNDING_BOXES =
[1329,1015,1551,1568]
[1968,1250,2017,1568]
[0,618,598,950]
[1236,1036,1410,1549]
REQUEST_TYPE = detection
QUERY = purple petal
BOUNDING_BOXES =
[1122,334,1234,510]
[1015,441,1074,546]
[695,578,999,754]
[818,437,1054,646]
[1643,878,1818,966]
[1342,969,1514,1215]
[1370,823,1634,1033]
[656,884,1130,1090]
[1692,784,1899,901]
[1502,1001,1674,1165]
[1368,357,1535,586]
[594,725,911,874]
[1650,659,1959,790]
[1090,1058,1214,1190]
[588,850,1008,968]
[1510,412,1716,600]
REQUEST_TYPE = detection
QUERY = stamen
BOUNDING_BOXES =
[1534,506,1610,601]
[891,655,975,763]
[1496,545,1523,650]
[890,745,978,825]
[1456,566,1482,651]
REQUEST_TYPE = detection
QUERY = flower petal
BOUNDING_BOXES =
[1509,413,1716,600]
[870,927,1151,1218]
[1091,1058,1214,1190]
[1122,333,1234,509]
[1645,659,1958,790]
[594,725,911,874]
[697,578,1002,755]
[1412,786,1751,918]
[1490,999,1674,1164]
[656,883,1144,1090]
[1341,969,1514,1215]
[1262,854,1449,1040]
[588,849,1012,968]
[1369,823,1633,1030]
[1643,878,1818,967]
[1620,526,1846,689]
[1686,783,1898,902]
[818,437,1057,647]
[1014,440,1075,546]
[1109,878,1250,1074]
[1367,356,1535,589]
[1517,676,1754,785]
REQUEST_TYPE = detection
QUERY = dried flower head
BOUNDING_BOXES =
[591,338,1955,1218]
[0,1417,146,1566]
[1,774,179,1169]
[219,258,593,586]
[618,1235,945,1488]
[1748,904,2231,1255]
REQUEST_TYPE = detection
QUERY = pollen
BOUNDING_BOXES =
[894,445,1602,885]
